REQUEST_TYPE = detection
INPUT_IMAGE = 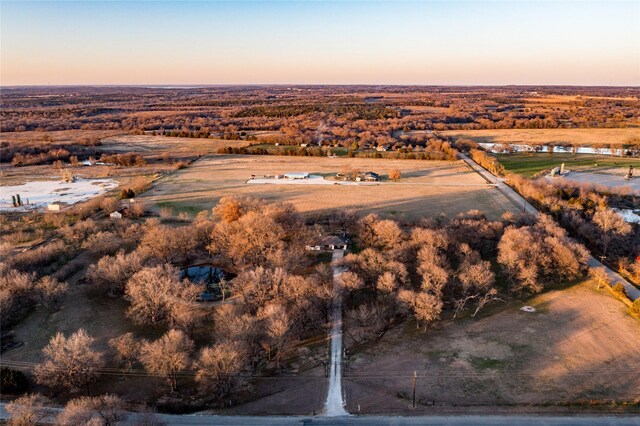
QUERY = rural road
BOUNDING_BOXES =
[460,154,640,301]
[1,404,639,425]
[325,249,349,416]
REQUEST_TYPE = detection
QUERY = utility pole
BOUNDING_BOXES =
[412,371,417,408]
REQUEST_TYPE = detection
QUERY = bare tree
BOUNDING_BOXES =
[139,329,194,392]
[34,329,104,393]
[194,341,246,397]
[86,250,145,295]
[592,208,632,257]
[398,289,443,331]
[388,168,401,180]
[589,267,611,289]
[338,271,364,292]
[108,332,139,371]
[213,196,246,222]
[376,272,398,294]
[0,264,37,326]
[35,276,68,310]
[345,303,386,343]
[101,197,120,214]
[125,264,201,328]
[5,394,53,426]
[57,394,127,426]
[259,303,292,369]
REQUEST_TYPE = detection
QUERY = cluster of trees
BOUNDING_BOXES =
[466,145,639,275]
[0,264,68,327]
[506,174,638,266]
[217,139,459,161]
[12,197,333,405]
[338,210,588,340]
[1,133,103,165]
[6,392,163,425]
[3,87,637,152]
[10,148,71,167]
[100,152,146,167]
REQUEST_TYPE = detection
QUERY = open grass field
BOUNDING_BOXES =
[99,134,249,157]
[442,129,640,146]
[495,153,640,177]
[344,280,640,413]
[0,129,123,146]
[140,155,520,221]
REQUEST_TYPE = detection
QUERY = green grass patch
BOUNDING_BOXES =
[156,201,203,215]
[495,153,640,177]
[469,356,506,370]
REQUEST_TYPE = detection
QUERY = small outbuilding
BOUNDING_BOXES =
[363,171,379,182]
[47,203,62,211]
[109,211,123,219]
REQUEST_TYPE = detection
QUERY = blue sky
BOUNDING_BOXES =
[1,1,639,85]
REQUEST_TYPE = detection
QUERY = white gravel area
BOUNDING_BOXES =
[247,175,376,186]
[0,178,118,211]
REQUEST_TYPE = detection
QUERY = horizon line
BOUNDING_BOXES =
[3,83,640,89]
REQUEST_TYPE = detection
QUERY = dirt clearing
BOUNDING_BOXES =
[344,281,640,413]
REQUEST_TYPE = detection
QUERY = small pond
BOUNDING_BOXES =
[180,265,235,301]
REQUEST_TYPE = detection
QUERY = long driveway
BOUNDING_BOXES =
[325,249,349,416]
[460,154,640,301]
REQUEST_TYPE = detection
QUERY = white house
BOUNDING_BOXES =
[109,211,123,219]
[306,235,348,251]
[47,203,61,211]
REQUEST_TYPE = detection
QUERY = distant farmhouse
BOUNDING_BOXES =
[284,172,309,180]
[306,235,348,252]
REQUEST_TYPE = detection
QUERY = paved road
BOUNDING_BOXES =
[325,249,349,417]
[1,404,639,425]
[460,154,640,301]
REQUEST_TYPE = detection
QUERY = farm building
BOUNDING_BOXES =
[356,171,379,182]
[109,210,123,219]
[47,203,62,211]
[284,172,310,180]
[306,235,348,251]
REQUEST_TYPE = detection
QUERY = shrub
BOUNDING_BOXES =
[0,367,29,395]
[612,282,627,297]
[119,188,135,199]
[630,300,640,319]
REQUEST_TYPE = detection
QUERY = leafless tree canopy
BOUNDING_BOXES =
[34,329,104,392]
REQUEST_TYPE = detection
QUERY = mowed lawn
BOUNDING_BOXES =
[140,155,520,221]
[496,153,640,177]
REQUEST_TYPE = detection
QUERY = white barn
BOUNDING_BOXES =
[284,172,309,180]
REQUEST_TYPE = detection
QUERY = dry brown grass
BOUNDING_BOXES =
[99,134,249,156]
[344,280,640,413]
[0,129,123,145]
[442,128,640,146]
[140,155,519,221]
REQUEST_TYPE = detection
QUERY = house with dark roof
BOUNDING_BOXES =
[306,235,348,251]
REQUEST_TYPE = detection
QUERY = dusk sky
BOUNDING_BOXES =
[1,1,639,86]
